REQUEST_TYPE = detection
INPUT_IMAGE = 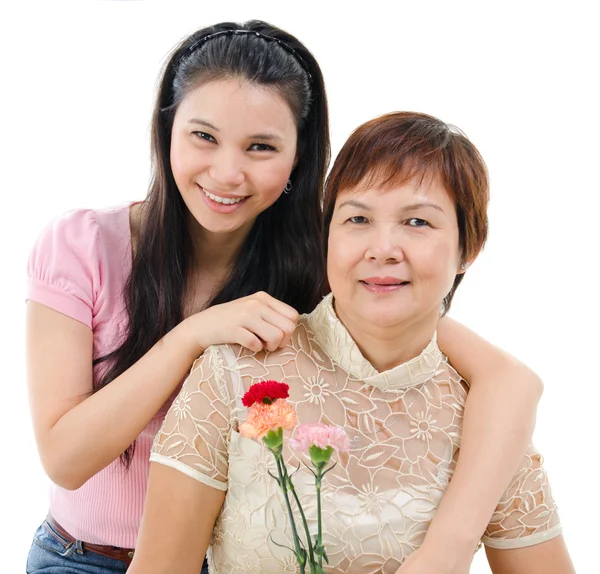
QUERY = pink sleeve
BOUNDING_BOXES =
[27,209,101,328]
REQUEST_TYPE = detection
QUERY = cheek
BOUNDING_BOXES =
[170,137,203,183]
[417,240,461,290]
[327,257,350,304]
[327,231,359,288]
[169,138,182,178]
[252,160,294,201]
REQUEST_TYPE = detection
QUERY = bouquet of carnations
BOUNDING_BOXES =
[239,380,350,574]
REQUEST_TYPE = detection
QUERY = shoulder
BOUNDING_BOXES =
[186,317,320,383]
[92,202,135,241]
[436,342,468,389]
[38,207,100,246]
[26,203,134,326]
[30,202,133,257]
[27,208,102,287]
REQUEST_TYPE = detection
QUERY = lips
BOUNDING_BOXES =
[197,184,250,214]
[359,277,410,294]
[199,185,248,205]
[361,277,409,286]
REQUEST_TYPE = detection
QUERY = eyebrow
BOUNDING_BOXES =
[404,201,444,213]
[337,199,444,213]
[188,118,282,141]
[337,199,369,210]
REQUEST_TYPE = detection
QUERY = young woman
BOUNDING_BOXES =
[130,112,573,574]
[26,21,543,574]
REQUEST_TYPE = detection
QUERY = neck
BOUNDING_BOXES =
[188,213,252,276]
[334,302,439,372]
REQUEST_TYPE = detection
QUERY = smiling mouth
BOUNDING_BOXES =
[360,280,410,286]
[200,186,248,205]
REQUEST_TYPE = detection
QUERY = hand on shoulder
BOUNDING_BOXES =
[184,291,299,354]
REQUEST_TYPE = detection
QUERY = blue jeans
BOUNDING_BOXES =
[26,520,210,573]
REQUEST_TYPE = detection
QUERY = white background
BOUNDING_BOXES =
[1,1,598,572]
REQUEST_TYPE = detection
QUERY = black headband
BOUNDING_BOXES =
[184,29,313,82]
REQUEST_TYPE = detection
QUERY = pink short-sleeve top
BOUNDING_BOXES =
[27,202,168,547]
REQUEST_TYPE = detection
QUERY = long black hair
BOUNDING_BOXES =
[95,20,330,465]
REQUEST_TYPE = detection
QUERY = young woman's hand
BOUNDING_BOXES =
[185,291,300,354]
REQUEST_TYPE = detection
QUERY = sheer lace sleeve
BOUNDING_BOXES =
[482,446,562,549]
[150,346,233,491]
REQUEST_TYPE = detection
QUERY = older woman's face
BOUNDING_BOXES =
[327,175,463,331]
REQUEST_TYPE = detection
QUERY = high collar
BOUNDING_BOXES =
[306,293,443,391]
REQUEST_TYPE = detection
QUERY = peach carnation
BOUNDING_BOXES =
[239,400,297,439]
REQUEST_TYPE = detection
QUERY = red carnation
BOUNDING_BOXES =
[242,380,290,407]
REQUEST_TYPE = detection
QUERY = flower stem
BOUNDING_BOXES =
[274,452,306,573]
[283,463,318,571]
[315,470,323,569]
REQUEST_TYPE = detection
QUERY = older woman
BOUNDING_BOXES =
[129,112,574,573]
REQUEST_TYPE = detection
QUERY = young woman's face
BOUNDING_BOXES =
[327,175,464,332]
[170,78,298,235]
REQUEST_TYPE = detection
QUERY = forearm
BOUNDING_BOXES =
[425,363,541,550]
[41,320,202,489]
[129,464,223,573]
[431,317,543,549]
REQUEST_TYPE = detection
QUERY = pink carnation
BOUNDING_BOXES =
[289,423,351,453]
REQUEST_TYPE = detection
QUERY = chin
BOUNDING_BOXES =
[354,308,407,330]
[201,221,242,234]
[191,212,246,234]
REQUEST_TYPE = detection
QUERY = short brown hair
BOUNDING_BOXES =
[323,111,489,313]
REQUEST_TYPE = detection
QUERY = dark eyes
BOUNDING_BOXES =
[406,218,430,227]
[248,143,276,152]
[348,216,368,224]
[346,216,430,227]
[193,131,216,143]
[192,132,276,152]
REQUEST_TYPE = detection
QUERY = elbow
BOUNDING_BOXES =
[45,465,88,491]
[532,372,544,399]
[476,357,544,405]
[522,367,544,401]
[40,450,89,491]
[54,474,87,491]
[36,428,96,490]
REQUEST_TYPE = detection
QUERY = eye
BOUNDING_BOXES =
[192,131,216,143]
[347,216,368,224]
[249,143,277,152]
[406,217,430,227]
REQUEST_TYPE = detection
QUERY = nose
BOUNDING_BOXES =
[364,224,404,264]
[208,147,245,188]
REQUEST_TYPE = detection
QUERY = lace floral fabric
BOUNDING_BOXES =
[151,294,562,573]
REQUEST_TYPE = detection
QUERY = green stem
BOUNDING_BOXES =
[274,452,306,573]
[316,471,323,569]
[283,463,318,571]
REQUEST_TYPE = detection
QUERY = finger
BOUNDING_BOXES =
[253,292,299,323]
[256,306,297,339]
[242,318,285,352]
[257,326,285,353]
[234,328,264,353]
[279,332,292,349]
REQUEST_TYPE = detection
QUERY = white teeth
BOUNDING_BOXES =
[202,188,244,205]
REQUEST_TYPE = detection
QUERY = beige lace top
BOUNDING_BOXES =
[151,294,562,573]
